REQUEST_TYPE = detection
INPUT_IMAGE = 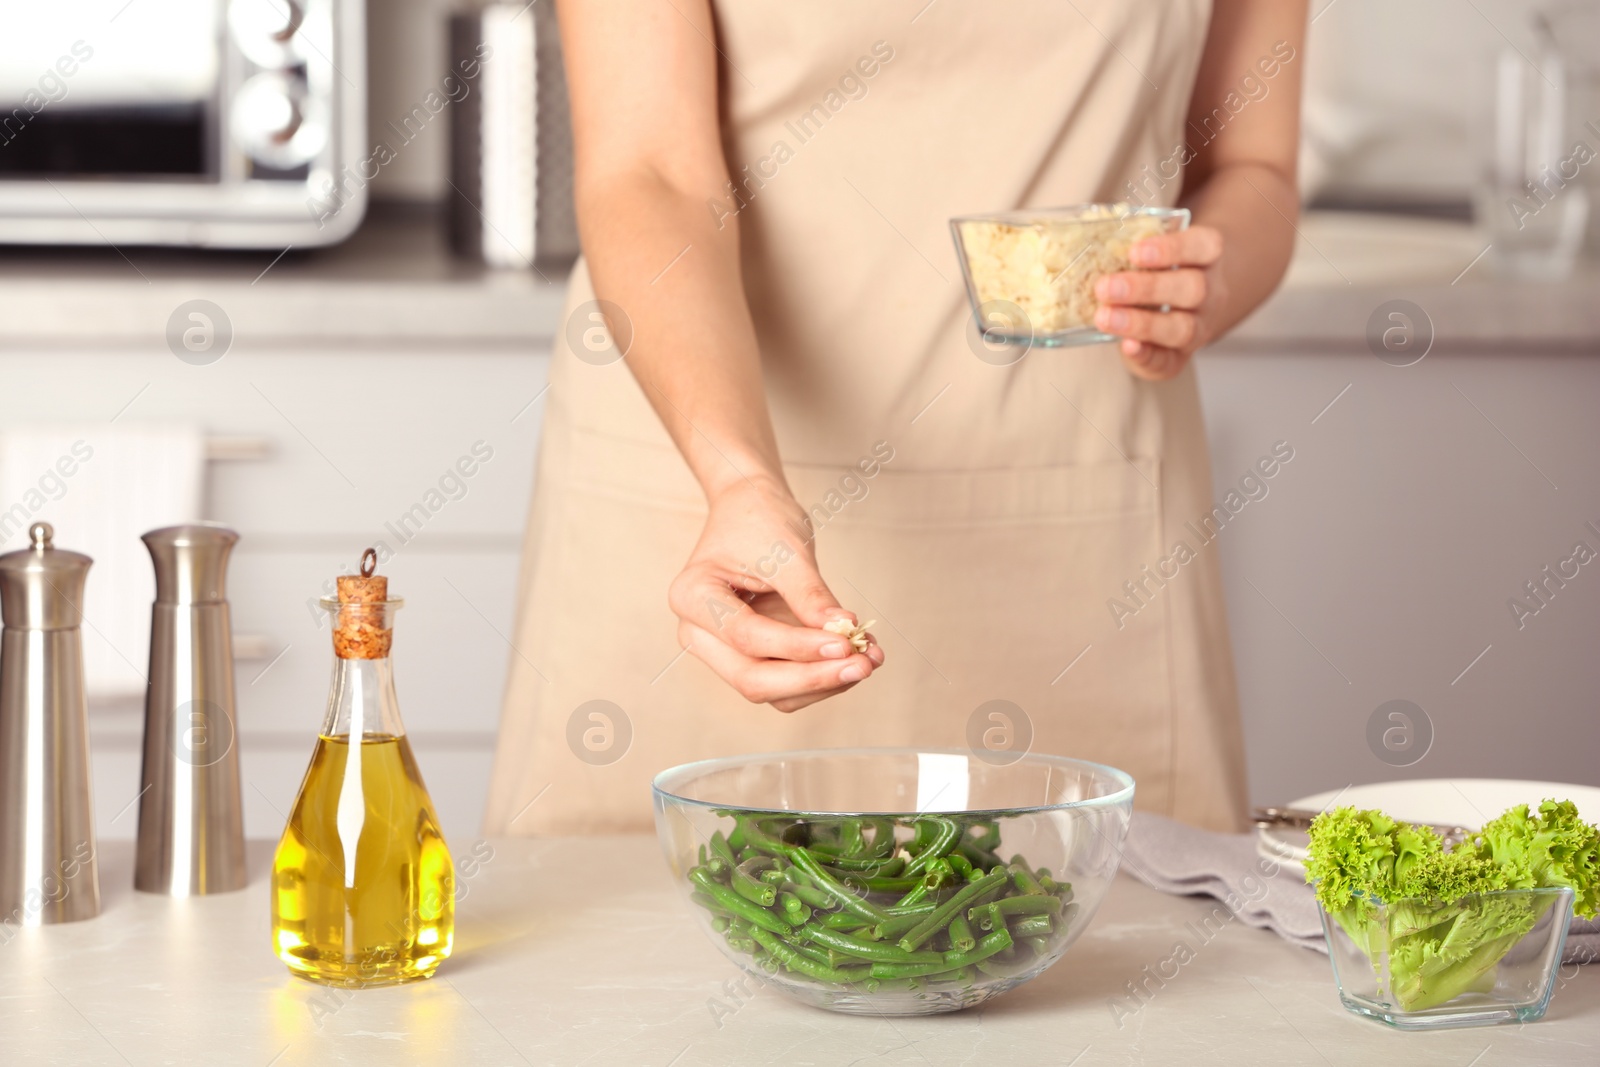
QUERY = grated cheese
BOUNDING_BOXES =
[958,205,1168,335]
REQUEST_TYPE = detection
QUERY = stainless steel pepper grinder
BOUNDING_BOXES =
[0,522,101,924]
[135,523,247,896]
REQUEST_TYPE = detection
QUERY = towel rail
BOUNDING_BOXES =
[203,437,272,461]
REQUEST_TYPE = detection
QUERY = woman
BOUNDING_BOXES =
[484,0,1306,835]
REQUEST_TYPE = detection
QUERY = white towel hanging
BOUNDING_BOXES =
[0,423,205,702]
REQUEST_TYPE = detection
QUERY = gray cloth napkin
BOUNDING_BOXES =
[1121,811,1599,966]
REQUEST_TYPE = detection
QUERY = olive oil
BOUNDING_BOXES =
[272,732,453,985]
[271,553,453,986]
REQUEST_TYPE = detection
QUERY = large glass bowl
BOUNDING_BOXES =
[951,204,1190,349]
[652,748,1135,1016]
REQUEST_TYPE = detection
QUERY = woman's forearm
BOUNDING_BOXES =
[1179,160,1299,344]
[559,0,783,503]
[577,169,785,501]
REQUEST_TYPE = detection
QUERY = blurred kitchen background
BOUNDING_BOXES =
[0,0,1595,844]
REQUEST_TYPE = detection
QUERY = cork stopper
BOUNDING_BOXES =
[332,549,392,659]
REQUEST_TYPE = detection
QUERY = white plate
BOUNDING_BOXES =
[1257,778,1600,874]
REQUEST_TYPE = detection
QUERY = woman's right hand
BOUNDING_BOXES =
[669,476,883,712]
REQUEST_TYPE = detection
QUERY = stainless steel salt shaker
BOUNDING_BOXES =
[135,523,246,896]
[0,522,101,925]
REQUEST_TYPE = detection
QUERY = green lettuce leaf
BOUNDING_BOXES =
[1305,799,1598,1012]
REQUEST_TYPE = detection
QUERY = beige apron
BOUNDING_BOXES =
[483,0,1248,835]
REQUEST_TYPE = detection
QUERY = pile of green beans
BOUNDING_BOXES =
[687,812,1078,993]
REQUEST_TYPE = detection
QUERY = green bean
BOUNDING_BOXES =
[780,891,812,927]
[841,873,922,893]
[689,867,792,935]
[903,817,960,877]
[802,924,945,964]
[907,819,940,854]
[958,822,1003,867]
[731,859,777,907]
[947,913,976,953]
[870,929,1017,980]
[957,839,1002,872]
[1007,860,1045,896]
[749,927,869,984]
[870,910,932,943]
[825,948,858,969]
[893,882,930,909]
[897,871,1009,952]
[861,959,937,980]
[860,818,898,859]
[739,854,777,876]
[838,819,865,856]
[920,857,956,890]
[687,815,1070,991]
[821,854,907,875]
[950,928,1016,967]
[970,894,1062,924]
[786,848,891,924]
[886,900,939,917]
[778,868,834,910]
[689,889,732,918]
[787,938,834,966]
[710,831,739,870]
[1012,914,1054,939]
[748,858,787,890]
[799,839,845,860]
[734,816,790,857]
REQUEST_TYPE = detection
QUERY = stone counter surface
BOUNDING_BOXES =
[1,837,1594,1066]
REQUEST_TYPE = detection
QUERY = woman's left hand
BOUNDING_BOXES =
[1093,225,1226,381]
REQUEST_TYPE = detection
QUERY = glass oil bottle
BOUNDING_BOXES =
[271,550,453,985]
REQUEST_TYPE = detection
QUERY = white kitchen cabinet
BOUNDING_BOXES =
[0,341,548,843]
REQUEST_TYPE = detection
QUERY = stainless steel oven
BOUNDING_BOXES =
[0,0,365,248]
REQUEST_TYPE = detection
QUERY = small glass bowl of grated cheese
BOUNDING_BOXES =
[951,204,1190,349]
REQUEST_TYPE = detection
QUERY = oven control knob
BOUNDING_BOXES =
[230,0,307,67]
[231,72,327,169]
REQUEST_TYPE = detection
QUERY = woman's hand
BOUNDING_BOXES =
[1092,225,1227,381]
[668,476,883,713]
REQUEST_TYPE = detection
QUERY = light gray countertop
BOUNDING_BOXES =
[0,207,568,347]
[2,836,1595,1066]
[1214,211,1600,354]
[0,207,1595,351]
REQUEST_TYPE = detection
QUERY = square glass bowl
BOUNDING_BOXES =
[1319,886,1575,1030]
[950,205,1189,349]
